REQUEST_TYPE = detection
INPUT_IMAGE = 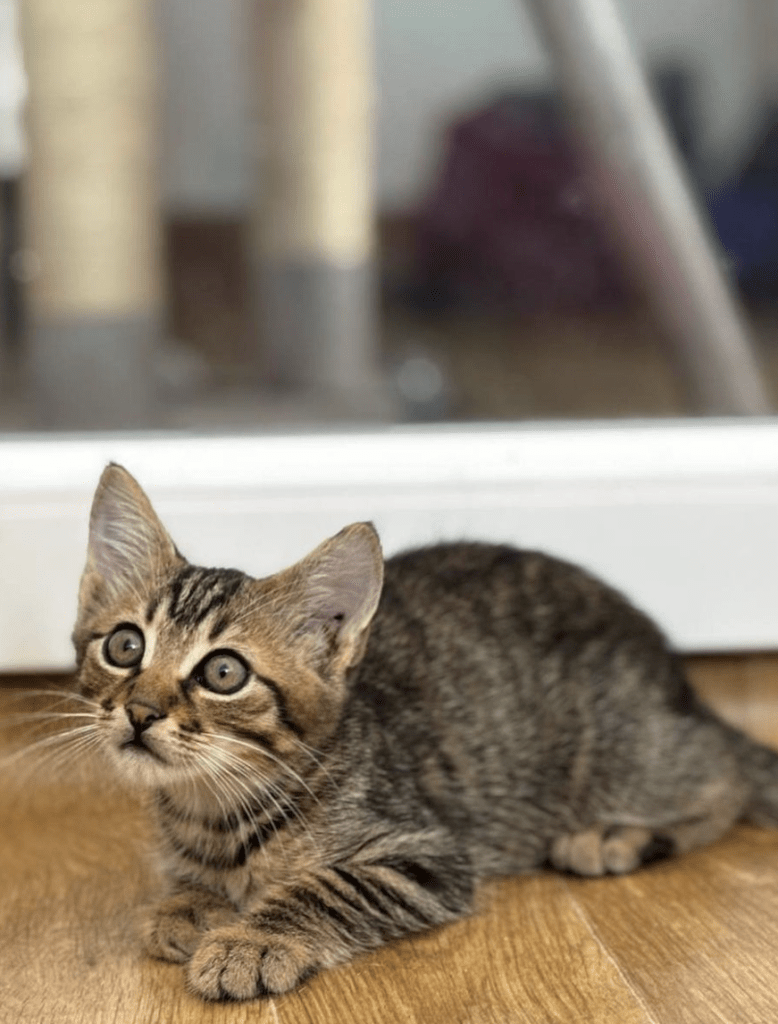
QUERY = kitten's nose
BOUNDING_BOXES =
[125,700,165,735]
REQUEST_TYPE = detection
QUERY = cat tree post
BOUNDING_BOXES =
[251,0,381,410]
[18,0,161,428]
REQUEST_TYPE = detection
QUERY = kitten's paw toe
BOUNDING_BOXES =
[602,826,675,873]
[552,825,676,878]
[188,926,316,1001]
[550,828,605,876]
[602,826,654,874]
[143,895,236,964]
[188,930,265,1001]
[143,907,201,963]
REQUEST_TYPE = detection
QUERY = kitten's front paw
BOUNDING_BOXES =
[144,902,201,964]
[143,895,237,964]
[188,925,317,1001]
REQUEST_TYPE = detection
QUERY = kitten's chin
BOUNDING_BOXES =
[103,743,182,789]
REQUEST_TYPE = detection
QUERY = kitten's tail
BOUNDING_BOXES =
[730,729,778,827]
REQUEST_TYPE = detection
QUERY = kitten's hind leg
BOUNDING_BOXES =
[551,778,749,877]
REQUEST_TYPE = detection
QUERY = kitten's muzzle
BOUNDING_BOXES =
[123,700,166,753]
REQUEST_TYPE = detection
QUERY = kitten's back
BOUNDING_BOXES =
[349,542,772,875]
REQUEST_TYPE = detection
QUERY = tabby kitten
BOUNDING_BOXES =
[72,464,778,1002]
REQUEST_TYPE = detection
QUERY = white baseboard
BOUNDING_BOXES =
[1,419,777,670]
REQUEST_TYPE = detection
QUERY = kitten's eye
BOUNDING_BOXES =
[104,625,145,668]
[200,651,249,695]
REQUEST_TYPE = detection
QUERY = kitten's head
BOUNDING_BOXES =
[73,464,383,791]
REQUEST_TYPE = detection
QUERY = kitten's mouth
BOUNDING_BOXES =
[119,737,166,763]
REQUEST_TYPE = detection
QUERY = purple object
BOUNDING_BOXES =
[411,97,629,313]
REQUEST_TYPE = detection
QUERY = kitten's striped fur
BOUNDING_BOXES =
[70,464,778,1001]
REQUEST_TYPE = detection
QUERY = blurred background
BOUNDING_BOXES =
[2,0,778,431]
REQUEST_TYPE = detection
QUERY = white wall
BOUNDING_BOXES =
[372,0,547,211]
[158,0,762,214]
[158,0,250,214]
[3,420,778,670]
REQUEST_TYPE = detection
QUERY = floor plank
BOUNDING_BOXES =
[567,828,778,1024]
[3,657,778,1022]
[306,875,653,1024]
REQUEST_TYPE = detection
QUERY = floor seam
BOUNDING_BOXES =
[562,879,661,1024]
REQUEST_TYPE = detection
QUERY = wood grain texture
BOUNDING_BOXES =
[2,656,778,1023]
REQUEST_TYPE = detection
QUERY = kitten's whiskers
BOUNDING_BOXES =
[1,710,102,726]
[36,729,105,779]
[0,719,103,784]
[189,735,313,861]
[207,741,316,855]
[0,688,98,708]
[288,735,340,794]
[177,734,280,865]
[213,731,322,806]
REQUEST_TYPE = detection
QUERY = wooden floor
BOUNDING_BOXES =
[2,656,778,1023]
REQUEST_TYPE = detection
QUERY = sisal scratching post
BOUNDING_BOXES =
[19,0,161,428]
[252,0,380,408]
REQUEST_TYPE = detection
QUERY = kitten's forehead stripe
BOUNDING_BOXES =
[208,612,230,642]
[168,566,245,629]
[145,594,161,624]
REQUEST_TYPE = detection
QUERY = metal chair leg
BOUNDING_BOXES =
[525,0,771,415]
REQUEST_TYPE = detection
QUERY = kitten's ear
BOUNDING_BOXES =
[288,522,384,673]
[79,464,181,607]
